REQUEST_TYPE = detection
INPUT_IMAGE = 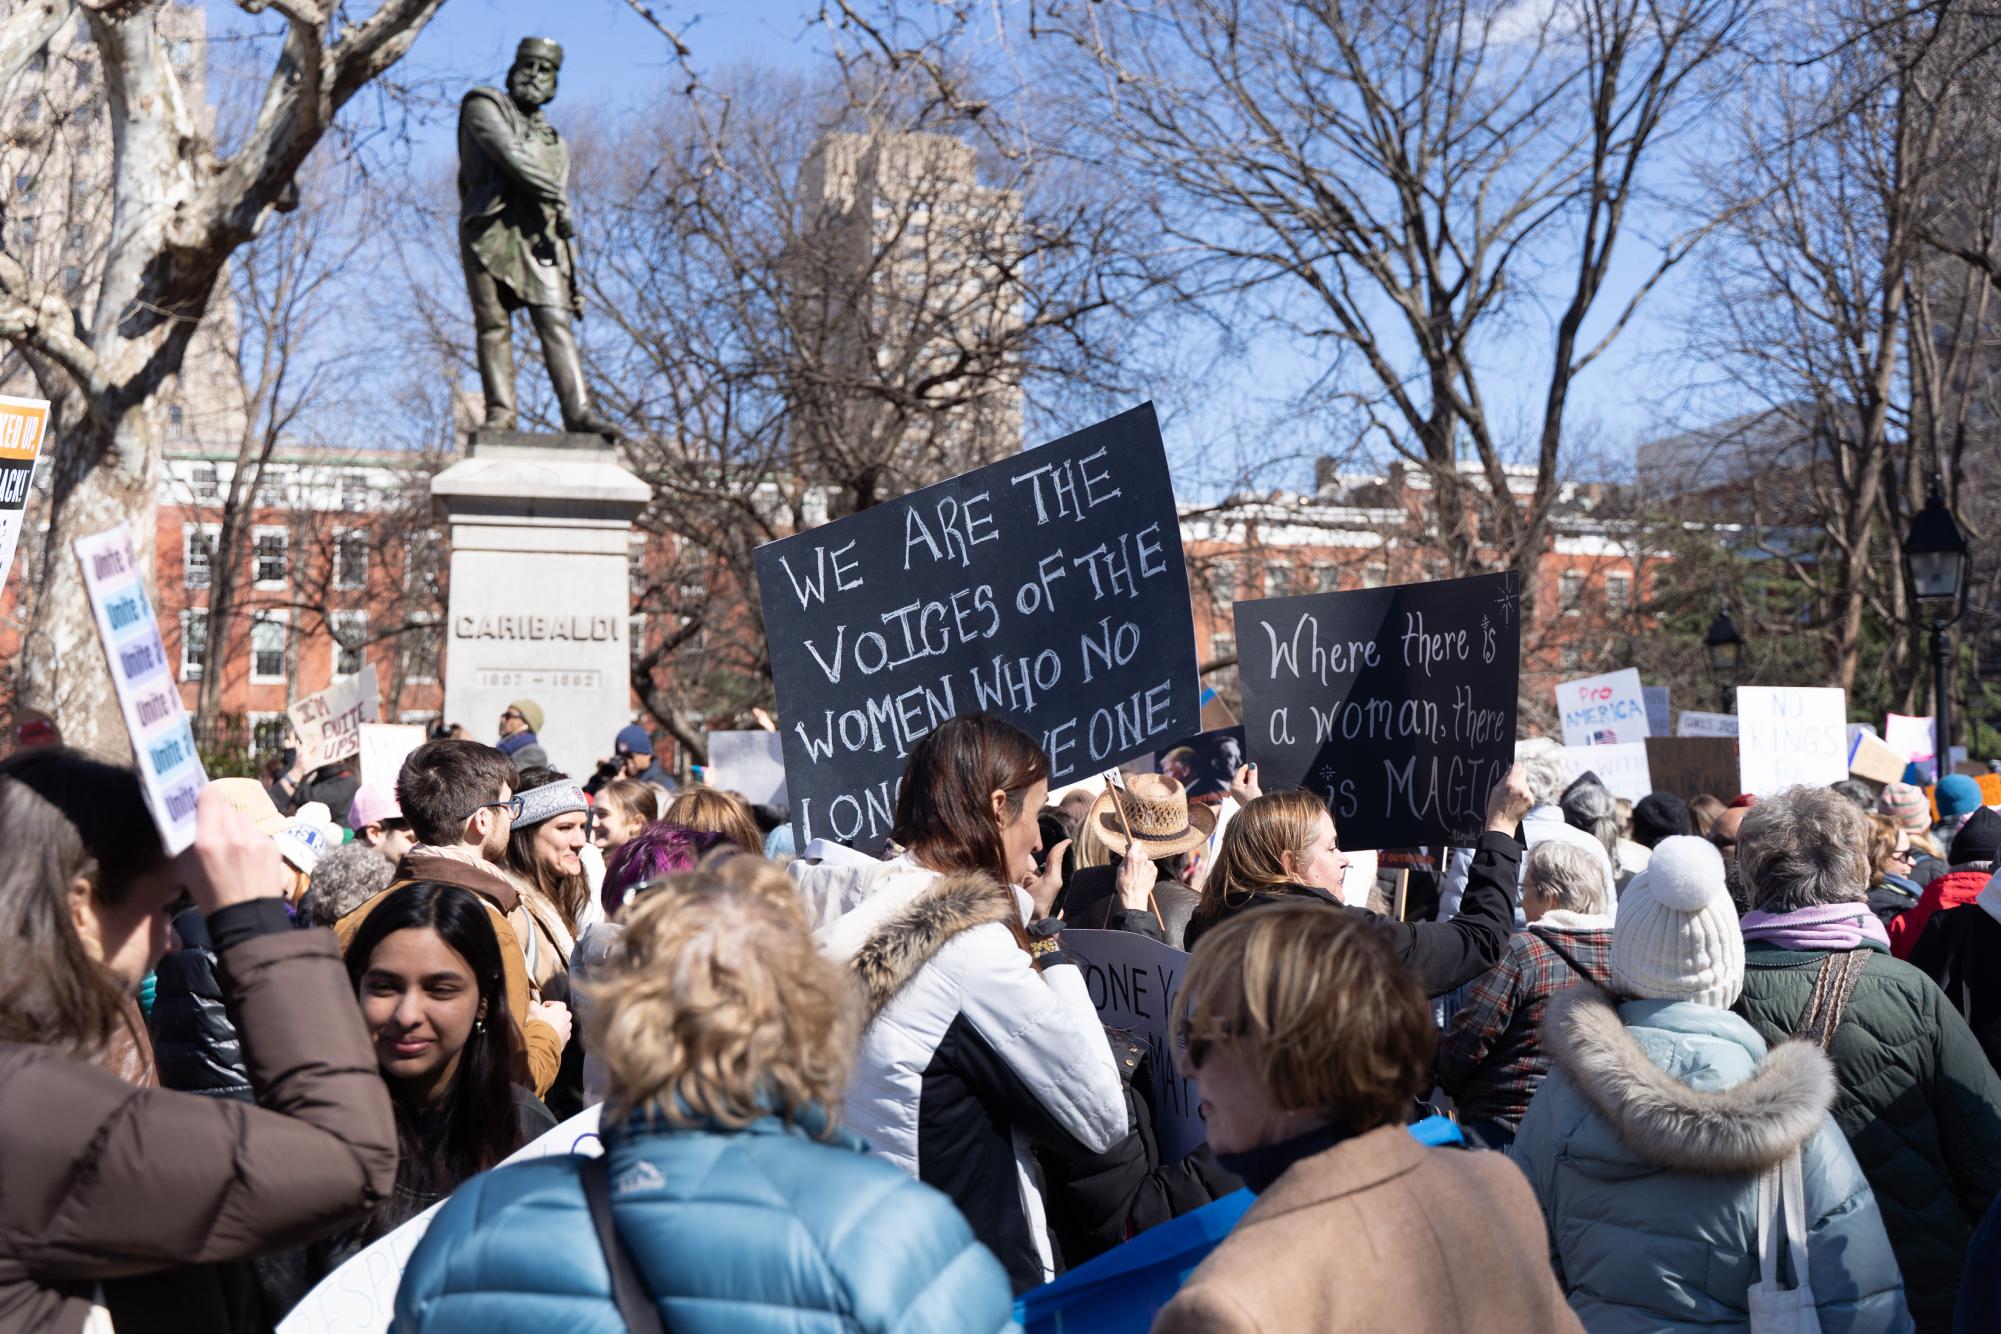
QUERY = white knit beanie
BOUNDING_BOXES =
[1610,835,1744,1009]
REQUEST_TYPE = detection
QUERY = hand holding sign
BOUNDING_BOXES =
[178,785,290,913]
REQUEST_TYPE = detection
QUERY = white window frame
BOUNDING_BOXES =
[398,611,439,685]
[1559,570,1585,616]
[333,528,369,591]
[339,470,368,512]
[1605,571,1633,616]
[629,612,647,667]
[251,525,289,589]
[179,608,207,682]
[182,522,218,589]
[249,610,289,684]
[330,609,367,681]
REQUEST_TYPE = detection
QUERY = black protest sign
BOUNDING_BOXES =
[755,404,1200,852]
[1233,572,1521,850]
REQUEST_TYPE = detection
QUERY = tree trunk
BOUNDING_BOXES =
[18,404,160,759]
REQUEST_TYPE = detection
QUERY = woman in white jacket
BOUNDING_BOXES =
[811,715,1126,1293]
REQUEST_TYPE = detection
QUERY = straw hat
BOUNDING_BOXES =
[1086,774,1216,860]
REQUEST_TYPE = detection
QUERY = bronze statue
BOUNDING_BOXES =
[458,37,614,438]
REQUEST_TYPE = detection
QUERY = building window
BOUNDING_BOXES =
[628,533,648,598]
[250,613,288,683]
[629,613,647,667]
[330,610,367,679]
[1315,564,1341,593]
[340,471,368,511]
[403,527,443,590]
[168,404,185,433]
[1559,570,1585,613]
[182,523,217,589]
[1362,562,1387,588]
[252,527,288,587]
[398,612,439,684]
[1209,559,1236,604]
[254,465,291,508]
[1266,565,1293,597]
[179,609,207,681]
[333,529,368,590]
[190,462,218,501]
[1209,633,1237,664]
[1605,571,1632,616]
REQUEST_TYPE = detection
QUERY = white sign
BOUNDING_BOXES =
[1677,710,1740,738]
[706,730,788,806]
[1885,713,1936,763]
[0,396,49,596]
[75,523,206,854]
[1062,929,1204,1159]
[278,1104,605,1334]
[288,665,380,773]
[1555,668,1650,746]
[1643,686,1671,739]
[358,722,426,788]
[1738,686,1848,796]
[1559,742,1654,804]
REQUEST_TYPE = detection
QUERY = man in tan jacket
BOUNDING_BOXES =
[335,739,568,1096]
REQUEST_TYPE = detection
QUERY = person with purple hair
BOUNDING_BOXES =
[600,820,728,918]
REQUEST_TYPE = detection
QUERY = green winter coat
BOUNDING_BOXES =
[1736,939,2001,1333]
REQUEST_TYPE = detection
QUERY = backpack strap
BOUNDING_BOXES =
[581,1155,667,1334]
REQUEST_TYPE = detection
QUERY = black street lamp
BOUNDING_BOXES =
[1703,603,1745,713]
[1902,479,1972,770]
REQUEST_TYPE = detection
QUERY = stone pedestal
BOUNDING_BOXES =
[432,432,650,781]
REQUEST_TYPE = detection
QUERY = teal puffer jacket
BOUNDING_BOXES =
[1511,989,1911,1334]
[393,1111,1016,1334]
[1737,941,2001,1332]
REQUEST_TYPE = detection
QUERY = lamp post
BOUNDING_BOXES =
[1902,479,1972,770]
[1703,603,1745,713]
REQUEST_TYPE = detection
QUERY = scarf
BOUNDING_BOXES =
[497,729,539,758]
[1740,902,1891,952]
[1214,1119,1354,1194]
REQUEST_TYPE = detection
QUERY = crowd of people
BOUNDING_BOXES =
[2,697,1999,1333]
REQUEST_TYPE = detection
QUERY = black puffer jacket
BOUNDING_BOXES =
[148,904,253,1101]
[1037,1030,1237,1266]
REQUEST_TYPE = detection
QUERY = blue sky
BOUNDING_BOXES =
[205,0,1718,485]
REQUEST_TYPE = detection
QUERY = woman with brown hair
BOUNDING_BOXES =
[1156,904,1582,1333]
[0,749,396,1332]
[664,784,764,853]
[395,856,1015,1333]
[808,714,1125,1294]
[503,767,598,961]
[588,776,658,857]
[1184,766,1521,996]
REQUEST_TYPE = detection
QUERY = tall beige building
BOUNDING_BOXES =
[793,130,1023,500]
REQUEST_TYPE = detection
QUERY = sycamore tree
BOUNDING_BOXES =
[0,0,449,753]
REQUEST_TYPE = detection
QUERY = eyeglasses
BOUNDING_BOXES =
[461,795,524,824]
[500,709,525,723]
[1175,1019,1245,1071]
[1890,847,1914,863]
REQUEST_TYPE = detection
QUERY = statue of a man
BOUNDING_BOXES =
[458,37,614,438]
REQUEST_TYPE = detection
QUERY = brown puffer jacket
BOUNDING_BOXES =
[0,924,397,1334]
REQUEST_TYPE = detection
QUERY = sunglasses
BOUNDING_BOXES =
[1175,1019,1245,1071]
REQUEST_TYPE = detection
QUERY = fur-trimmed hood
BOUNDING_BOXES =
[849,871,1022,1018]
[1546,987,1836,1175]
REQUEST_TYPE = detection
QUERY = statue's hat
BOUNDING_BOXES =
[514,36,562,68]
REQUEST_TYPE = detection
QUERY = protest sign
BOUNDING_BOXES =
[756,404,1198,852]
[357,722,426,788]
[1738,686,1848,795]
[1063,929,1203,1159]
[1555,668,1650,746]
[278,1105,605,1334]
[1234,571,1520,850]
[0,396,49,596]
[1559,741,1652,803]
[707,729,788,806]
[1644,686,1671,740]
[288,666,380,774]
[1885,713,1936,763]
[1155,725,1245,802]
[1677,710,1739,738]
[1644,737,1740,802]
[75,523,205,854]
[1848,730,1906,785]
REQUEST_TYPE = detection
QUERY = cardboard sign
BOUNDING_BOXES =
[1559,741,1652,803]
[75,523,206,854]
[1848,730,1906,785]
[1885,713,1936,763]
[1644,737,1740,802]
[278,1105,605,1334]
[755,404,1198,852]
[1234,571,1521,850]
[1555,668,1650,746]
[287,666,380,774]
[1062,929,1204,1159]
[358,722,427,788]
[0,396,49,596]
[1643,686,1670,739]
[706,730,788,806]
[1738,686,1848,795]
[1677,710,1739,738]
[1155,725,1245,802]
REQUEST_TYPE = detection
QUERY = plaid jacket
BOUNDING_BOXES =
[1437,919,1614,1130]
